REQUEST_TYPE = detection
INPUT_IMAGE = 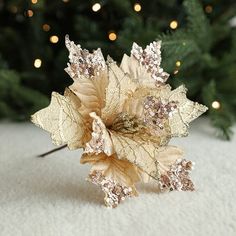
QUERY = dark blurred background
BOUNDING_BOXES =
[0,0,236,139]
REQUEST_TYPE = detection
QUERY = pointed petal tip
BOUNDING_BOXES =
[152,40,162,47]
[132,42,139,48]
[30,114,36,124]
[65,34,71,48]
[106,55,115,64]
[65,34,69,41]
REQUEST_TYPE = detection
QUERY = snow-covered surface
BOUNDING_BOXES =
[0,118,235,236]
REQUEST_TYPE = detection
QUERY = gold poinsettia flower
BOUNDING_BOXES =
[31,35,207,208]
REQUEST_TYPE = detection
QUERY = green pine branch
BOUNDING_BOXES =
[158,0,236,139]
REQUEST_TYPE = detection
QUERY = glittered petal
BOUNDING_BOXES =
[84,112,114,156]
[120,54,156,88]
[87,170,135,208]
[81,153,140,189]
[31,89,88,149]
[65,35,106,80]
[81,153,141,208]
[122,85,171,118]
[159,159,195,192]
[122,86,173,146]
[159,85,208,136]
[155,146,184,174]
[120,41,169,86]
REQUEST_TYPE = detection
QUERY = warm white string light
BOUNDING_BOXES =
[34,59,42,68]
[134,3,141,12]
[108,32,117,41]
[27,9,34,17]
[50,35,59,44]
[170,20,178,29]
[176,61,181,67]
[92,3,101,12]
[212,101,220,109]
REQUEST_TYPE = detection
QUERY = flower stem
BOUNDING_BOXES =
[37,145,67,158]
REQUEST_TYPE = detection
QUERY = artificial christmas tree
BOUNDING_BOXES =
[0,0,235,138]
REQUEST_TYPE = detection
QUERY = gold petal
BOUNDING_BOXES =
[122,86,149,118]
[84,112,114,156]
[159,85,208,136]
[81,152,141,208]
[87,170,135,208]
[120,54,155,88]
[159,159,195,192]
[69,70,108,122]
[122,86,172,146]
[155,146,184,174]
[101,58,137,126]
[65,35,106,80]
[81,153,140,193]
[120,41,169,86]
[31,88,88,149]
[110,131,183,181]
[122,85,171,117]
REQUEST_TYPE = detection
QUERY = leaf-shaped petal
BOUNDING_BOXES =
[69,70,108,121]
[121,86,172,146]
[101,58,137,126]
[120,41,169,86]
[120,54,156,88]
[159,85,208,136]
[65,35,106,80]
[110,131,183,181]
[81,153,140,190]
[159,159,195,192]
[84,112,114,156]
[31,89,88,149]
[81,153,141,207]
